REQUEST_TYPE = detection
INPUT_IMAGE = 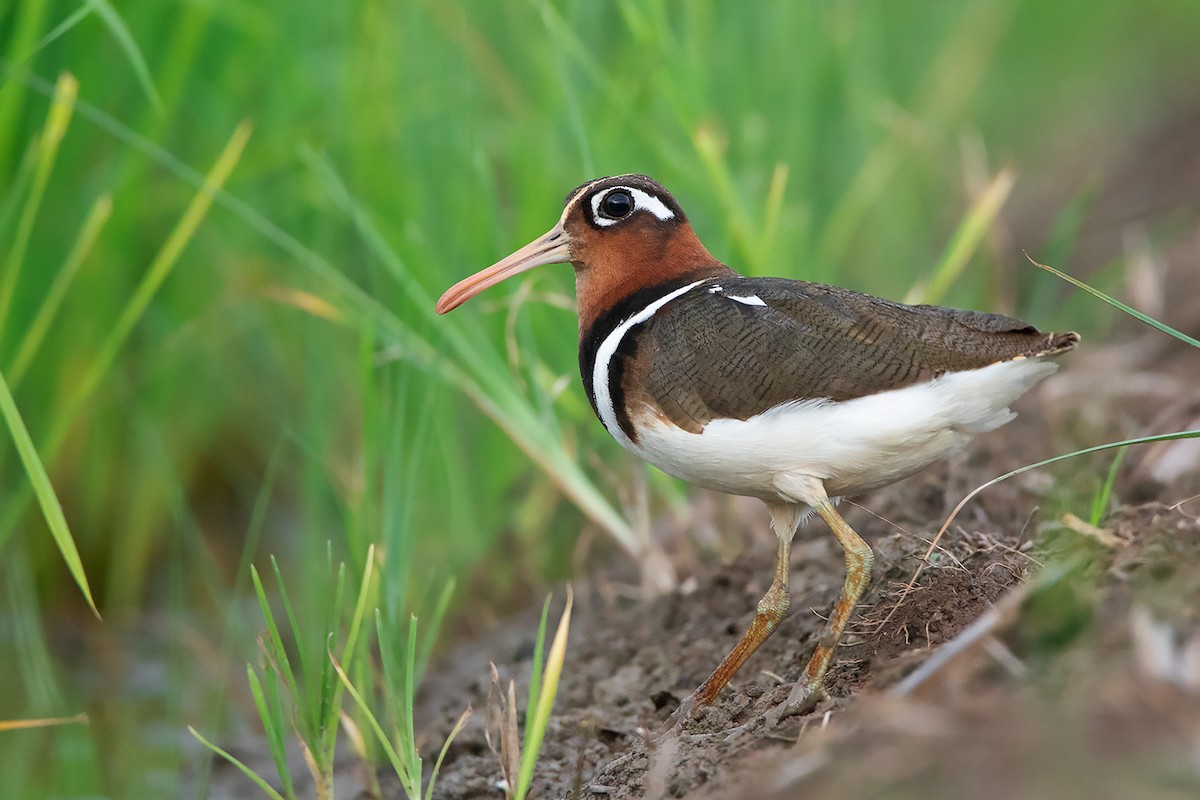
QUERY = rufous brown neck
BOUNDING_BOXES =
[569,219,734,337]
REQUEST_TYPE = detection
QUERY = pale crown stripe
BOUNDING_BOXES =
[592,278,714,450]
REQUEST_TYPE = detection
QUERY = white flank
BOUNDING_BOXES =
[624,357,1060,507]
[591,187,677,227]
[593,278,715,448]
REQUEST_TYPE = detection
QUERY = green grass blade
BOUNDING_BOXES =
[246,666,296,800]
[403,614,419,779]
[515,588,573,800]
[907,168,1015,305]
[30,4,94,56]
[0,366,96,615]
[523,595,552,752]
[1090,446,1127,526]
[339,543,376,668]
[331,647,424,796]
[816,142,902,269]
[413,579,454,686]
[188,726,288,800]
[0,118,40,244]
[0,72,76,336]
[756,163,790,274]
[315,557,347,757]
[424,706,472,800]
[87,0,163,113]
[1031,256,1200,348]
[691,125,759,271]
[6,548,66,708]
[269,555,314,733]
[329,648,414,795]
[7,193,111,387]
[250,565,302,719]
[0,0,50,174]
[376,609,423,795]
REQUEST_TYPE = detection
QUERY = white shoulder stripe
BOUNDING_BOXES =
[727,294,766,307]
[707,282,766,306]
[592,278,714,449]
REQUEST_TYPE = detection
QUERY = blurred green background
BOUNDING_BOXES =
[2,0,1199,796]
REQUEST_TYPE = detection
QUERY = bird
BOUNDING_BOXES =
[436,174,1078,721]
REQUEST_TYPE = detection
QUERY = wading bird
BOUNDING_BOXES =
[437,174,1077,720]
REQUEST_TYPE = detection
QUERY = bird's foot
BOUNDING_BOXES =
[653,692,700,739]
[765,679,826,726]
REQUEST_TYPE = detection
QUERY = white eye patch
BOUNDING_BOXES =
[590,187,676,227]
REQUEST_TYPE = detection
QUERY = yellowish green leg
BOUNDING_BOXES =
[673,502,802,719]
[770,498,874,722]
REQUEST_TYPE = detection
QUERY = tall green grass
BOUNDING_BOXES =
[2,1,1199,796]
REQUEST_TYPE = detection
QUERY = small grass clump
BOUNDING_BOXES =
[488,590,575,800]
[191,545,377,800]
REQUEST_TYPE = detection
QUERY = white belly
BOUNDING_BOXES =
[623,358,1057,506]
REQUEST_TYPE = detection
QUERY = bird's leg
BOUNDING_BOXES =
[770,497,873,723]
[672,502,802,722]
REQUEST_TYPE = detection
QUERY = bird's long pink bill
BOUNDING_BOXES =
[436,224,571,314]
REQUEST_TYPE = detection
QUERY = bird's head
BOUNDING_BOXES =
[436,175,722,331]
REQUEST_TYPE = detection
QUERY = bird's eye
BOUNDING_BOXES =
[598,189,634,220]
